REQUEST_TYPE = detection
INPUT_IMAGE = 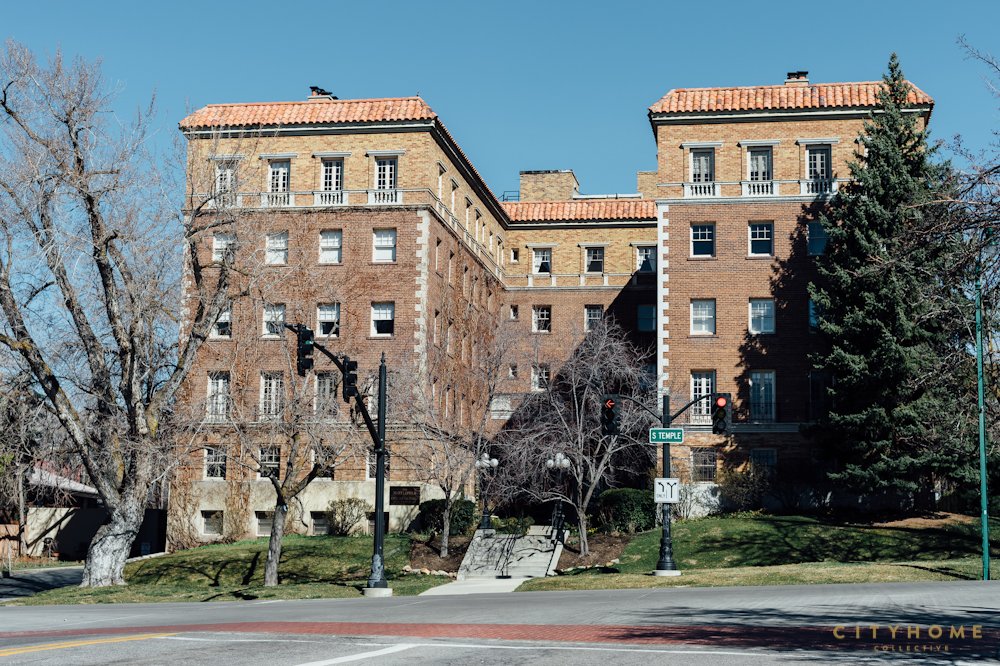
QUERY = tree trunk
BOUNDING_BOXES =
[16,463,26,558]
[576,510,589,557]
[80,506,143,587]
[440,502,451,558]
[263,503,287,587]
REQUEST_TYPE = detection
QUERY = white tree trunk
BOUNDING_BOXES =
[440,503,451,558]
[80,506,143,587]
[576,511,589,557]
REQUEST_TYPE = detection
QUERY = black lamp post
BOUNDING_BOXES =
[546,452,571,542]
[476,452,498,530]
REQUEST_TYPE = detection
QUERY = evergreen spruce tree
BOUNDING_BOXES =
[809,54,974,504]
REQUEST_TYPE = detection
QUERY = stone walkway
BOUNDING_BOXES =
[418,577,529,596]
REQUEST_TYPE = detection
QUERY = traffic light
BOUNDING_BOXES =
[342,357,358,403]
[711,393,731,434]
[295,326,314,376]
[601,394,621,436]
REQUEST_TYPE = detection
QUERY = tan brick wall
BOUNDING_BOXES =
[519,170,580,201]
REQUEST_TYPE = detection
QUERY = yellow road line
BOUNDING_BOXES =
[0,632,176,657]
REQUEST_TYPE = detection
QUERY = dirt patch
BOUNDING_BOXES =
[870,512,975,530]
[557,532,633,569]
[408,534,471,573]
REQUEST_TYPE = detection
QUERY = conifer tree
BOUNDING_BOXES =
[809,54,974,503]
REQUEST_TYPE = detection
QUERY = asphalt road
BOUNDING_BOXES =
[2,581,1000,664]
[0,566,82,602]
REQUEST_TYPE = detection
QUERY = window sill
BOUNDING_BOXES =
[531,330,552,335]
[746,255,774,260]
[261,335,283,340]
[688,334,718,338]
[202,477,226,482]
[265,263,289,268]
[371,261,398,266]
[688,255,717,260]
[368,335,395,340]
[749,331,776,336]
[208,336,232,341]
[318,261,343,266]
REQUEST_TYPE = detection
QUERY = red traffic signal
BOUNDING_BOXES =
[714,395,728,409]
[712,393,731,434]
[601,394,621,436]
[604,397,616,410]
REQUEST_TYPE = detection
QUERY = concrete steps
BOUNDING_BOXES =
[457,528,564,580]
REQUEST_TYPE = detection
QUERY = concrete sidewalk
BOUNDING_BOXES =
[419,577,529,596]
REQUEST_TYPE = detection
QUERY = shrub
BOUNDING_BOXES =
[415,498,477,535]
[492,515,534,535]
[598,488,656,533]
[718,467,772,512]
[325,498,371,536]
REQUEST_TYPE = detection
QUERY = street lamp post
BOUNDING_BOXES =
[476,453,498,531]
[655,394,680,576]
[975,229,992,581]
[546,452,571,542]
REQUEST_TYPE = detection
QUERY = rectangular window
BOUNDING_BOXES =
[532,248,552,274]
[532,364,550,391]
[269,161,290,193]
[748,222,774,256]
[376,158,397,190]
[319,230,343,264]
[434,238,441,271]
[317,303,340,337]
[691,299,716,335]
[809,298,821,331]
[690,371,716,424]
[259,372,284,419]
[211,307,231,339]
[508,363,518,378]
[214,162,235,197]
[509,304,519,320]
[807,221,829,256]
[691,224,715,257]
[637,304,656,332]
[265,232,288,265]
[691,449,717,482]
[212,233,235,262]
[366,450,390,480]
[691,149,715,182]
[750,371,776,423]
[750,448,777,474]
[316,372,339,415]
[585,247,604,273]
[637,246,656,272]
[201,510,223,536]
[510,248,519,263]
[371,302,395,337]
[372,228,397,263]
[749,298,776,334]
[205,446,226,480]
[256,511,274,536]
[532,305,552,333]
[321,159,343,191]
[807,146,832,180]
[489,395,513,420]
[311,511,330,536]
[263,304,285,337]
[258,447,280,479]
[206,372,231,422]
[749,148,772,181]
[584,305,604,332]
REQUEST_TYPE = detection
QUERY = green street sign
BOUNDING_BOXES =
[649,428,684,444]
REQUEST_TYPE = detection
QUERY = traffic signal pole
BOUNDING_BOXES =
[368,354,389,590]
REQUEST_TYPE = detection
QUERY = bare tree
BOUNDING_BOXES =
[402,286,515,556]
[0,43,238,586]
[494,319,656,556]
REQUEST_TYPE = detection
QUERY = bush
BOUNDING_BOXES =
[492,515,534,535]
[325,498,371,536]
[718,467,772,512]
[415,498,477,535]
[598,488,656,533]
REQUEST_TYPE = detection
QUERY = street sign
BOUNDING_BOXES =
[654,477,680,504]
[649,428,684,444]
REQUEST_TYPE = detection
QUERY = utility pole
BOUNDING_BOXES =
[976,251,991,581]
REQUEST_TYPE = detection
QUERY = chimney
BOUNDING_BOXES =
[519,170,580,202]
[308,86,338,100]
[784,71,809,86]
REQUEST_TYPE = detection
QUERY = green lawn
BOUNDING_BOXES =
[522,514,999,592]
[8,534,449,605]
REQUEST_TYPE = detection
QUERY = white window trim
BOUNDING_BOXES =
[737,140,781,147]
[690,299,716,336]
[311,151,352,158]
[366,149,406,157]
[372,228,397,263]
[317,303,341,338]
[689,148,716,183]
[795,138,841,146]
[680,141,724,149]
[690,371,716,423]
[635,245,657,272]
[747,222,774,257]
[262,304,285,338]
[371,302,395,338]
[209,308,232,339]
[319,230,343,264]
[584,305,603,332]
[747,146,773,181]
[258,153,298,160]
[265,232,289,265]
[748,298,776,334]
[690,224,716,258]
[582,246,605,274]
[532,305,552,333]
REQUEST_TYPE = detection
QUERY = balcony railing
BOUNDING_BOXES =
[683,182,720,198]
[313,190,346,206]
[260,191,294,207]
[799,179,838,196]
[742,180,776,197]
[367,189,402,205]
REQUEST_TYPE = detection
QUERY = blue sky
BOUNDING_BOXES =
[5,0,998,195]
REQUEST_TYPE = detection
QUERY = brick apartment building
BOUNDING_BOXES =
[169,72,933,543]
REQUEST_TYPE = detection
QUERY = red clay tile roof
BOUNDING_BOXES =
[503,200,657,222]
[179,97,436,129]
[649,81,933,114]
